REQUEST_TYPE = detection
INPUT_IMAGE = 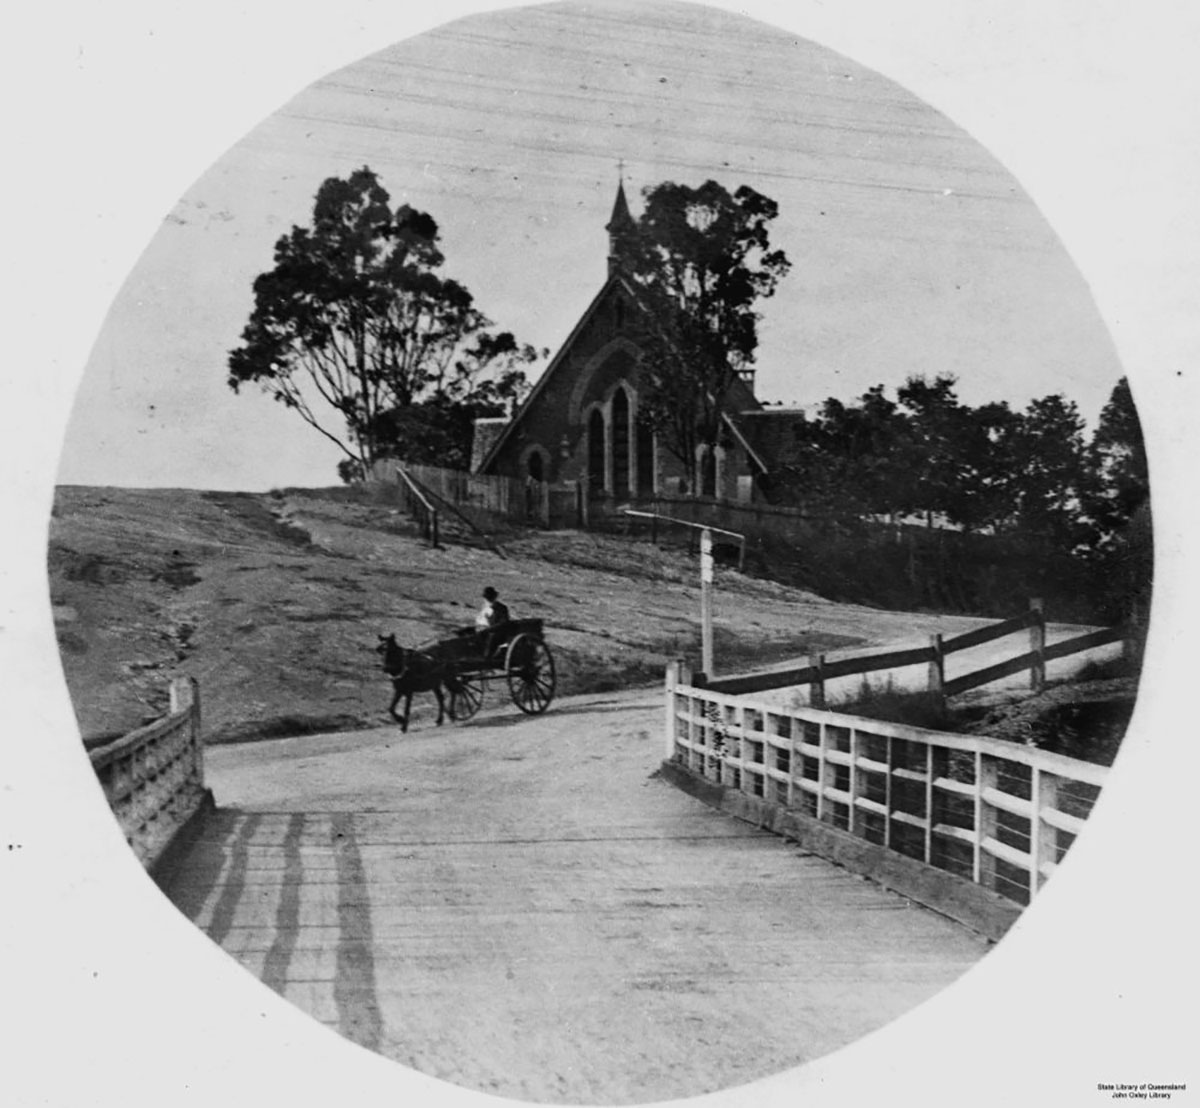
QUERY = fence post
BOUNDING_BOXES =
[809,652,826,709]
[927,633,945,708]
[1124,599,1145,668]
[1029,598,1046,692]
[430,507,439,549]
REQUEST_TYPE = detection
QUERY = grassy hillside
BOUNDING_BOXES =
[55,485,965,743]
[49,486,1137,759]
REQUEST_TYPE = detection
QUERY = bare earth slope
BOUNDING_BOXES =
[49,486,997,743]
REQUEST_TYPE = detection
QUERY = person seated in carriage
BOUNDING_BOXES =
[451,586,511,656]
[475,586,510,630]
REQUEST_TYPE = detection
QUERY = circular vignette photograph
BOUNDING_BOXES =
[10,2,1195,1107]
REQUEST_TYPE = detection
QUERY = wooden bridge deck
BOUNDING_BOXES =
[161,689,989,1104]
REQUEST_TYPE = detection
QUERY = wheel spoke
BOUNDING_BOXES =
[504,634,555,715]
[449,674,484,720]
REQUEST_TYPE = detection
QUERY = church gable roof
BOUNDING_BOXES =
[475,272,643,472]
[477,177,774,479]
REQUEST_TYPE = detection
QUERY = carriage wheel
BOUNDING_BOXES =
[504,633,556,715]
[447,672,485,721]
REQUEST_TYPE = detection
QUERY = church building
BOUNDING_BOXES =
[472,182,783,504]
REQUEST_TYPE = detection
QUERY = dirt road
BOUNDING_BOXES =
[162,688,988,1104]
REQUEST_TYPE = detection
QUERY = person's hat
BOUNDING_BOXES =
[482,586,498,600]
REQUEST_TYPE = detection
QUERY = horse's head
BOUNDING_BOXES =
[376,633,407,676]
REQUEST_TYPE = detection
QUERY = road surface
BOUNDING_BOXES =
[161,688,989,1104]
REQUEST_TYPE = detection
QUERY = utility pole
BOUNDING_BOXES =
[700,527,714,677]
[621,510,740,682]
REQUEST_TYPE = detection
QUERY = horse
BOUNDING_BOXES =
[375,633,450,733]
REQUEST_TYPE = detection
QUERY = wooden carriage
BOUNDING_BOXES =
[432,618,557,719]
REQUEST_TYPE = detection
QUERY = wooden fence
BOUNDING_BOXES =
[665,664,1109,914]
[701,599,1127,707]
[406,463,555,527]
[88,676,207,869]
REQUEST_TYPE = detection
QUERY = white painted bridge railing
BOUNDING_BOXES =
[88,676,207,870]
[665,664,1109,907]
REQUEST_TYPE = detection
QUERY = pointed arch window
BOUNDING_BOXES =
[612,387,630,495]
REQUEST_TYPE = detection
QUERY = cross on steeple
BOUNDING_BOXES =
[605,171,636,278]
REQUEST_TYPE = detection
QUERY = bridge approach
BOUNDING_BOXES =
[160,688,989,1104]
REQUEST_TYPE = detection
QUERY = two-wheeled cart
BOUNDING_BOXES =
[435,618,557,720]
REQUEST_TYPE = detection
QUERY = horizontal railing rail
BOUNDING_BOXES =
[703,599,1126,706]
[88,676,205,868]
[665,664,1109,908]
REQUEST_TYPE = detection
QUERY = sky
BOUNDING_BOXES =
[54,0,1128,491]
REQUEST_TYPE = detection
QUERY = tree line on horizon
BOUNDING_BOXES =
[755,374,1150,623]
[767,374,1147,551]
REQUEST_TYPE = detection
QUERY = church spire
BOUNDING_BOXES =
[605,174,636,277]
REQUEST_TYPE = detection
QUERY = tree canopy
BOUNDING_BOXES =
[765,375,1150,621]
[228,167,539,481]
[623,180,790,478]
[777,374,1140,545]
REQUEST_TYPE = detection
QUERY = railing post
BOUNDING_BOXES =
[1032,768,1058,897]
[816,716,827,823]
[809,652,826,709]
[847,724,858,836]
[190,675,203,784]
[664,660,680,761]
[1029,598,1046,692]
[977,754,999,892]
[788,714,801,809]
[884,735,894,849]
[923,741,934,864]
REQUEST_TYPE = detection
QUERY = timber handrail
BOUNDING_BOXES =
[395,465,440,547]
[665,664,1110,911]
[88,676,206,868]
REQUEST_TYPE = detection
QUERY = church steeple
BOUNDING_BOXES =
[605,177,636,277]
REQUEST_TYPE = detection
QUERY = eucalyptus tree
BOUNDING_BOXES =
[228,167,536,480]
[624,179,790,480]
